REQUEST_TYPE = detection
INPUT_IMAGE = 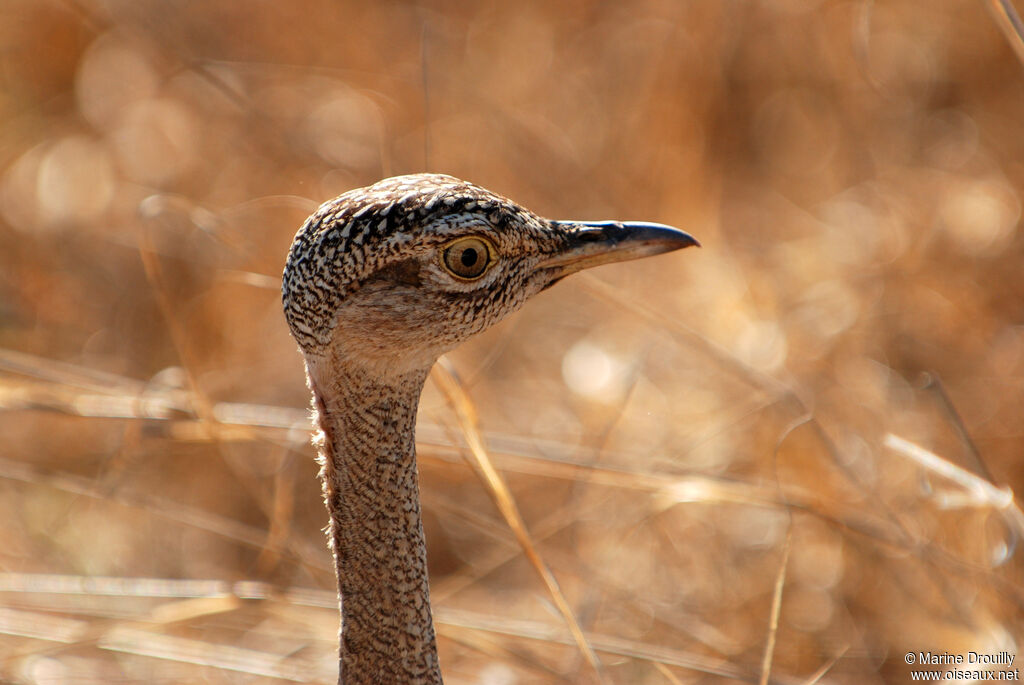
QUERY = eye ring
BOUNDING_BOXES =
[441,236,494,280]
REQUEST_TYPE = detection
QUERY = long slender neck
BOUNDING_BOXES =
[307,358,442,685]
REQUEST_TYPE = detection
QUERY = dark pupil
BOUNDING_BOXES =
[460,248,478,268]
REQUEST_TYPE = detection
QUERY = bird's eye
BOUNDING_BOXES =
[441,237,493,280]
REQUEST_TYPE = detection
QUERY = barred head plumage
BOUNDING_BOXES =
[282,174,551,354]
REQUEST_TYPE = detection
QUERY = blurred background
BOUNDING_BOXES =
[1,0,1022,683]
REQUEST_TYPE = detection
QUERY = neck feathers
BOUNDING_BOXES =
[308,359,442,685]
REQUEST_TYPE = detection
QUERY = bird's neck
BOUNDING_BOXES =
[307,357,442,685]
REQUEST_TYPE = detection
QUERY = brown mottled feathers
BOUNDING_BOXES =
[282,173,695,684]
[283,173,557,685]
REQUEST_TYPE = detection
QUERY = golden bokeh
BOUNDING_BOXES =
[0,1,1022,683]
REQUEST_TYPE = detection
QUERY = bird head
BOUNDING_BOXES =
[283,174,697,380]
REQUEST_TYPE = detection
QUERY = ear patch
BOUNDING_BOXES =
[368,259,422,287]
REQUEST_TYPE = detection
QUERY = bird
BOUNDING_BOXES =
[281,173,698,685]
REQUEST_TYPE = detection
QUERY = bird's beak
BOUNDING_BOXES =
[539,220,699,278]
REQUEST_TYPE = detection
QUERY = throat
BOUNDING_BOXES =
[308,361,442,685]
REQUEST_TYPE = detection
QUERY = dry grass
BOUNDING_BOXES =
[1,0,1023,683]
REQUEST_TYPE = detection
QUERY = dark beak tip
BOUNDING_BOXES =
[624,221,699,251]
[667,232,700,249]
[656,229,700,251]
[663,236,699,255]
